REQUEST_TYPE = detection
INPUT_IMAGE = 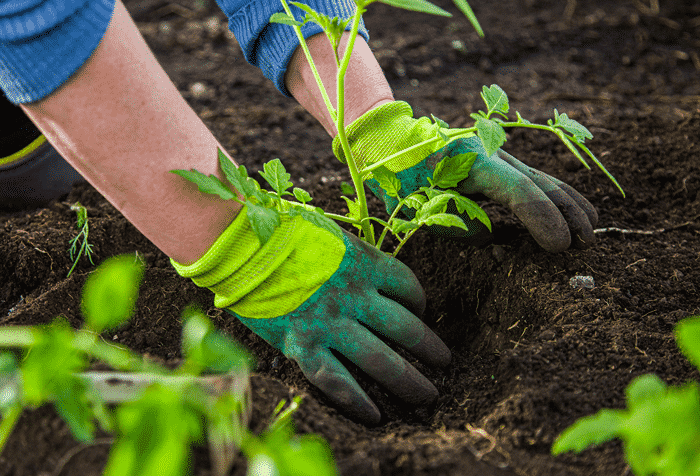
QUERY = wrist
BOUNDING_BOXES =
[285,32,394,137]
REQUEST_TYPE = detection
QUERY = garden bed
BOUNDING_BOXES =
[1,0,699,474]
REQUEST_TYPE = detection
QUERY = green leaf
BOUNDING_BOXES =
[676,316,700,371]
[105,384,202,476]
[377,0,452,17]
[431,114,449,129]
[0,353,19,411]
[449,194,492,231]
[259,159,294,197]
[625,374,666,410]
[392,218,420,234]
[171,169,235,201]
[430,152,477,189]
[218,149,259,198]
[475,117,507,157]
[551,409,625,455]
[82,255,145,333]
[293,187,312,204]
[421,213,468,230]
[415,193,451,220]
[451,0,484,37]
[371,166,401,198]
[269,12,305,26]
[293,208,344,240]
[481,84,509,116]
[246,203,281,245]
[181,307,252,375]
[554,109,593,143]
[340,182,355,196]
[403,194,427,210]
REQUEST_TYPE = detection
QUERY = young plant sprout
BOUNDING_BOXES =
[67,201,96,277]
[0,255,337,476]
[174,0,622,256]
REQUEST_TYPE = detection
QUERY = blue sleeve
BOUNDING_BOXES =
[215,0,369,97]
[0,0,115,104]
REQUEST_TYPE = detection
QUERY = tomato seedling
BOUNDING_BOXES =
[174,0,622,256]
[67,201,96,277]
[0,255,337,476]
[552,315,700,476]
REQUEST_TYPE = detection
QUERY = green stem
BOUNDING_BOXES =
[0,327,35,348]
[335,6,375,245]
[375,197,408,251]
[392,227,420,257]
[323,211,361,226]
[280,0,336,122]
[0,404,22,451]
[362,127,476,174]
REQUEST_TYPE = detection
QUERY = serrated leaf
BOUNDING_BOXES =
[392,218,420,234]
[377,0,452,17]
[371,166,402,198]
[431,152,477,189]
[421,213,469,230]
[259,159,293,196]
[451,0,484,37]
[553,109,593,143]
[451,194,492,231]
[403,194,427,209]
[269,12,304,26]
[297,208,343,239]
[431,114,449,129]
[171,169,235,201]
[218,150,259,198]
[415,193,451,220]
[476,117,507,156]
[82,255,145,333]
[246,203,280,245]
[340,182,355,196]
[551,409,624,455]
[481,84,509,116]
[293,187,312,204]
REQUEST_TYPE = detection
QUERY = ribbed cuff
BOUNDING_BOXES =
[332,101,444,173]
[0,0,116,104]
[217,0,369,97]
[170,207,301,310]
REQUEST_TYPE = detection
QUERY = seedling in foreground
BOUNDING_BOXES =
[67,201,95,277]
[552,315,700,476]
[0,255,337,476]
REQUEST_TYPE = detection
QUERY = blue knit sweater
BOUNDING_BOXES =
[0,0,368,104]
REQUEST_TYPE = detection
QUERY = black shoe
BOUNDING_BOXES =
[0,135,86,211]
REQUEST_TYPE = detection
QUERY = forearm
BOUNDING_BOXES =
[285,32,394,137]
[21,0,242,265]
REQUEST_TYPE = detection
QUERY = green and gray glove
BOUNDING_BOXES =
[171,206,450,425]
[333,101,598,252]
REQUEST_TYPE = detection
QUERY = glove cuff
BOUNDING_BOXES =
[171,207,345,318]
[332,101,444,173]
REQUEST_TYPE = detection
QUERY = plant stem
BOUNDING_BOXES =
[0,404,22,450]
[0,327,35,347]
[334,5,375,245]
[322,211,361,226]
[280,0,336,122]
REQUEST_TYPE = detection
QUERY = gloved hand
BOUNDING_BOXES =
[333,101,599,252]
[171,205,450,425]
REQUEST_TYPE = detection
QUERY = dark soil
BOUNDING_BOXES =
[1,0,699,474]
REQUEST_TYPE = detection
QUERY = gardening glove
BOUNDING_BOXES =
[332,101,599,252]
[171,206,450,425]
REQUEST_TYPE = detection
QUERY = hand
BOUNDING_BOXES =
[333,101,598,252]
[172,207,450,425]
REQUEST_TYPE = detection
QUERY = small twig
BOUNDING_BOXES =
[49,438,114,476]
[625,258,647,269]
[594,227,663,235]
